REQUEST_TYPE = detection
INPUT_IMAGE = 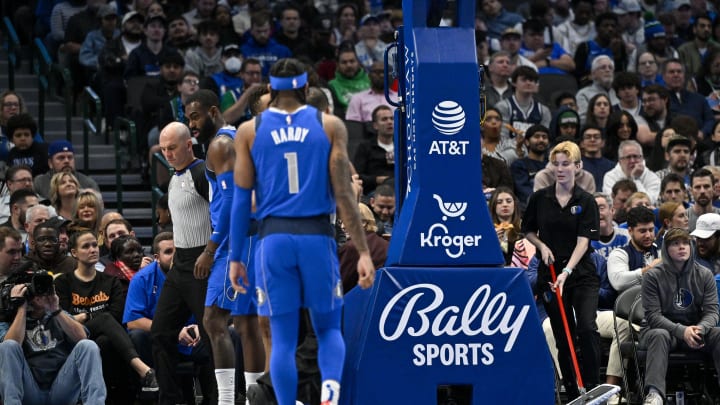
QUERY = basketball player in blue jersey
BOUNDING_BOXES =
[185,90,265,404]
[229,58,375,405]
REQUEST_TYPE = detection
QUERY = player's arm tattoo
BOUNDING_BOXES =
[328,117,370,253]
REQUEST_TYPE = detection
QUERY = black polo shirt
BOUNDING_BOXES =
[522,185,599,263]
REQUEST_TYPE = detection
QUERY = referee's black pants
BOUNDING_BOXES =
[151,246,217,405]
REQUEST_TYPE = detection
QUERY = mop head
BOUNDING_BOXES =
[566,384,621,405]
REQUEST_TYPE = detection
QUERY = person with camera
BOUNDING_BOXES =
[0,263,107,404]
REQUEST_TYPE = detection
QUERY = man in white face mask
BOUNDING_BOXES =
[220,58,264,126]
[206,44,245,102]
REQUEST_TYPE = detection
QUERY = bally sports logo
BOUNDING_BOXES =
[430,100,468,155]
[378,283,531,366]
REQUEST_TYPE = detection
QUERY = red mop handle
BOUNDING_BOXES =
[549,262,585,391]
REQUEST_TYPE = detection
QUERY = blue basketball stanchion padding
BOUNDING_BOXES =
[342,267,555,404]
[340,0,556,403]
[384,0,502,267]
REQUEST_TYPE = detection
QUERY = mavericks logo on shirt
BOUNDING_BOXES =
[673,288,694,310]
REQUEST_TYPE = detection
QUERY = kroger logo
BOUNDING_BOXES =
[431,101,466,135]
[433,194,466,221]
[420,194,481,258]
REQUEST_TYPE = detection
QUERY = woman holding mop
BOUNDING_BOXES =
[522,141,601,400]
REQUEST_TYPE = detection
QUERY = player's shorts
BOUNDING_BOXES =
[254,232,342,317]
[205,239,257,316]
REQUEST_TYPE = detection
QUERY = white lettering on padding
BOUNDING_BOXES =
[379,283,530,352]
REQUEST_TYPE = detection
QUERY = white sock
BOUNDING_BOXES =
[320,379,341,405]
[215,368,235,405]
[244,371,263,392]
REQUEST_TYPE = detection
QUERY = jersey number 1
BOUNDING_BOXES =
[284,152,299,194]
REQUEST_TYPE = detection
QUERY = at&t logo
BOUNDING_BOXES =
[431,101,465,135]
[429,101,468,156]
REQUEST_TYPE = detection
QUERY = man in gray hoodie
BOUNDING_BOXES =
[640,227,720,405]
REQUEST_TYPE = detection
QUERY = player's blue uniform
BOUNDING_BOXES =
[251,105,341,316]
[205,126,256,315]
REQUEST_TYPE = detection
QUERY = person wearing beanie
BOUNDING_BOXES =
[627,19,679,75]
[549,108,581,144]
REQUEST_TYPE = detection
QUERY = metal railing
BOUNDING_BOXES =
[151,152,173,236]
[81,86,102,174]
[33,38,73,140]
[113,117,137,214]
[2,17,21,90]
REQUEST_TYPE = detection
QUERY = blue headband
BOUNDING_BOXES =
[269,72,308,90]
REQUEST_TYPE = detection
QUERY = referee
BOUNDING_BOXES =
[151,121,217,404]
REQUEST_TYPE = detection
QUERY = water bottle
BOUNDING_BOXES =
[675,390,685,405]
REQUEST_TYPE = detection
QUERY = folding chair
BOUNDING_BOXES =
[618,286,714,404]
[613,285,642,403]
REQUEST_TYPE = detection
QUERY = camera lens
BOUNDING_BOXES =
[30,273,54,296]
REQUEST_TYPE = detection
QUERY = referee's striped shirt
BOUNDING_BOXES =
[168,163,211,249]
